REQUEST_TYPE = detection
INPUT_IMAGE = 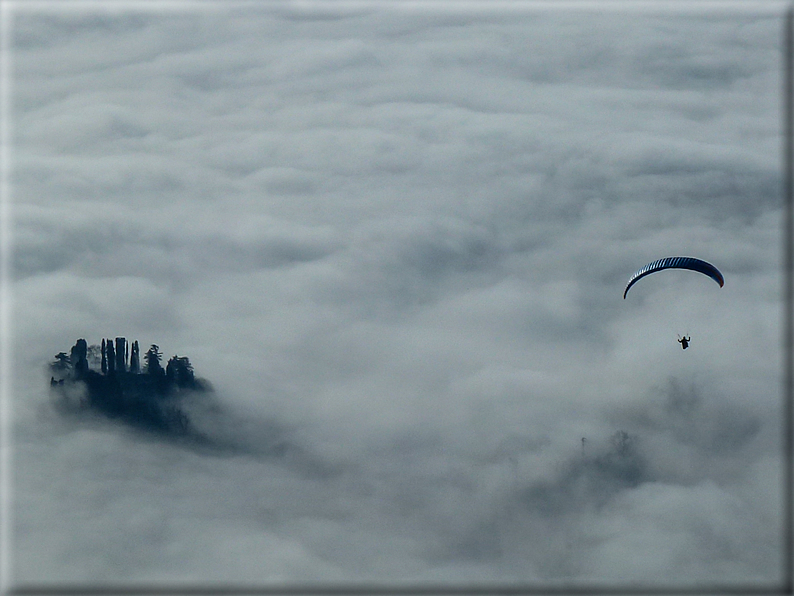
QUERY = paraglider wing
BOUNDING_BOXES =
[623,256,724,299]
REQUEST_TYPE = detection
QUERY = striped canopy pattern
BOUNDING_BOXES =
[623,256,724,299]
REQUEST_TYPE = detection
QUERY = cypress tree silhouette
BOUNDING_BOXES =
[129,340,140,374]
[115,337,126,373]
[106,339,116,374]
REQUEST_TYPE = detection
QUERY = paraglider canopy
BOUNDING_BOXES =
[623,256,724,299]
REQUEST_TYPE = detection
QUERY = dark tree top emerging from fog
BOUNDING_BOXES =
[50,337,212,434]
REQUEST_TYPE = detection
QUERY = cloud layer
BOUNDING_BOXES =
[7,3,786,586]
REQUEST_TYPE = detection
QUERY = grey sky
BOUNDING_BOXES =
[4,1,787,587]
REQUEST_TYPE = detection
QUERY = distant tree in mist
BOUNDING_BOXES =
[166,356,196,389]
[144,344,164,376]
[595,430,643,487]
[101,339,107,374]
[86,344,102,370]
[610,430,635,458]
[523,428,646,516]
[50,352,70,376]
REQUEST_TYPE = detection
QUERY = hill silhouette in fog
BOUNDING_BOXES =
[49,337,212,435]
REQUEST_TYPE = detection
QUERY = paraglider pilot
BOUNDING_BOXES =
[677,335,690,350]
